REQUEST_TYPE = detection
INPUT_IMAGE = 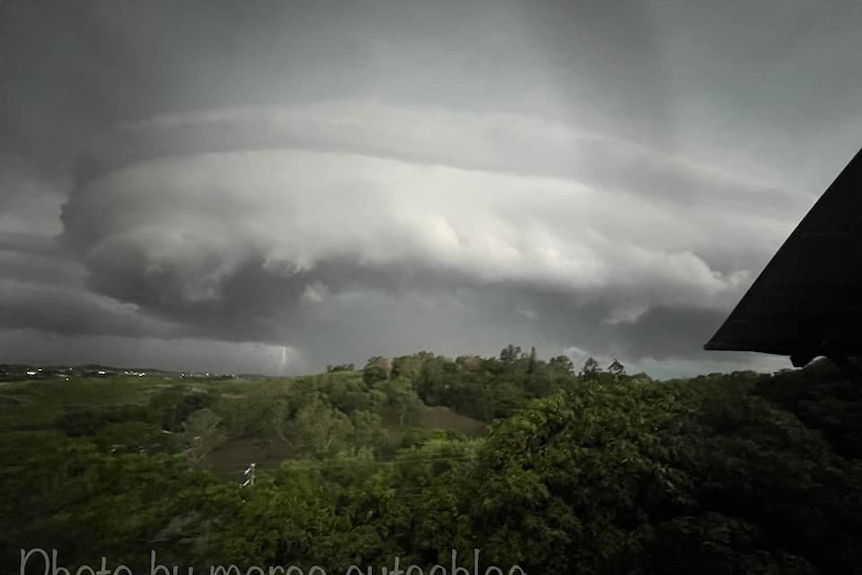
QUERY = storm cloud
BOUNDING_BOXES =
[1,0,861,375]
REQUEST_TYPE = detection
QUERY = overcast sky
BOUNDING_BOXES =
[1,0,861,377]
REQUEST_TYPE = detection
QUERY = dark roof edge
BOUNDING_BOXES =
[704,146,862,353]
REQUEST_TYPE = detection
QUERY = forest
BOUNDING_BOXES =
[2,346,861,574]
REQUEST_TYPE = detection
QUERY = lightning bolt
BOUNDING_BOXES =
[279,346,288,372]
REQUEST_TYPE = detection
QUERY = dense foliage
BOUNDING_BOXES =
[1,350,860,574]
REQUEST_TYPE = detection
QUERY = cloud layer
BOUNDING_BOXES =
[55,101,801,370]
[3,0,860,375]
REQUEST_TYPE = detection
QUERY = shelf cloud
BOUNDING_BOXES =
[1,0,860,375]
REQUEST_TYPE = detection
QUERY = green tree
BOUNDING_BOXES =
[381,377,422,427]
[608,359,626,381]
[391,354,426,381]
[287,399,354,456]
[181,408,225,463]
[363,356,390,386]
[579,356,601,380]
[500,344,522,363]
[527,346,538,374]
[549,355,575,377]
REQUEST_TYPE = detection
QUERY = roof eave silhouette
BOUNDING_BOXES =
[704,146,862,374]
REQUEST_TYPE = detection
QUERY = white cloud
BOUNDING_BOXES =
[71,147,760,317]
[53,100,816,370]
[3,0,860,377]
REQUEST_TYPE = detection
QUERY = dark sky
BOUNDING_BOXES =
[1,0,861,376]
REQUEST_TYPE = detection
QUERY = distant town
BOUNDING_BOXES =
[0,364,269,381]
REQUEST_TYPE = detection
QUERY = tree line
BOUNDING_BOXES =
[1,347,860,574]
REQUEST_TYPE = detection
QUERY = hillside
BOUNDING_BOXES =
[1,348,861,574]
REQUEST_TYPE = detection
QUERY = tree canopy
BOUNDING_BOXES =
[1,350,860,574]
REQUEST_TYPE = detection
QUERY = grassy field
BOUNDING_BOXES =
[201,403,486,477]
[0,377,161,431]
[0,375,487,480]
